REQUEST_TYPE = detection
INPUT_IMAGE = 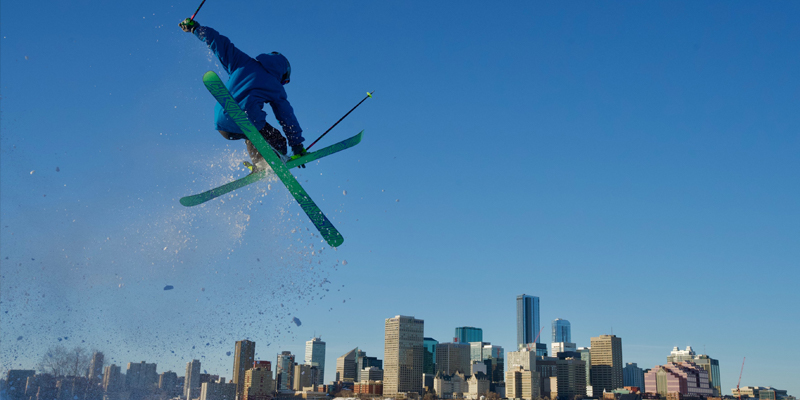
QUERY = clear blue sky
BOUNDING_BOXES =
[1,0,798,396]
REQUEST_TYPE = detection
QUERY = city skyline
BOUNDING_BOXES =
[2,1,798,398]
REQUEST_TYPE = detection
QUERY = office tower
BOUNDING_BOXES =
[304,337,326,386]
[185,360,201,400]
[436,343,471,375]
[590,335,623,392]
[384,315,424,395]
[693,355,721,396]
[555,358,587,399]
[335,348,359,382]
[481,344,505,385]
[126,361,158,391]
[644,362,713,397]
[455,327,483,344]
[361,366,383,382]
[355,352,382,383]
[666,347,721,396]
[506,367,540,400]
[275,352,295,391]
[516,295,540,349]
[293,364,317,390]
[232,340,256,399]
[507,348,537,371]
[623,363,645,389]
[578,347,592,392]
[551,319,570,343]
[200,379,236,400]
[667,346,696,363]
[551,342,578,357]
[423,338,438,375]
[243,363,273,400]
[159,371,179,396]
[103,365,123,392]
[88,352,105,381]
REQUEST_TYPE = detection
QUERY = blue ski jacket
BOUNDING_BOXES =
[194,26,304,146]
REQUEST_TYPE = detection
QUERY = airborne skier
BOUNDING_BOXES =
[179,18,306,170]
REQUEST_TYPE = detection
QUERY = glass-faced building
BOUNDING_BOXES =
[516,294,540,349]
[455,327,483,344]
[552,318,571,343]
[423,338,438,375]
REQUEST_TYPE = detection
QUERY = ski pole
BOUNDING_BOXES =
[190,0,207,20]
[306,91,374,151]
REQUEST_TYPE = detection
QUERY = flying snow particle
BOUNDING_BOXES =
[343,190,347,195]
[30,170,35,175]
[25,56,29,60]
[292,317,302,326]
[341,260,348,266]
[226,351,232,356]
[56,167,60,172]
[17,336,22,341]
[164,285,174,291]
[396,199,399,202]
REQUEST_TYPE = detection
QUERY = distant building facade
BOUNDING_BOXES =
[623,363,645,390]
[423,338,438,375]
[233,340,256,400]
[516,295,540,349]
[644,362,713,397]
[384,315,424,395]
[304,338,326,386]
[455,327,483,344]
[590,335,623,392]
[552,319,571,343]
[436,343,471,375]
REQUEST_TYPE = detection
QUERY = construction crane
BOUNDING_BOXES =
[737,357,746,400]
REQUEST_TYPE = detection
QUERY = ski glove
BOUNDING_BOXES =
[180,18,199,33]
[290,145,308,168]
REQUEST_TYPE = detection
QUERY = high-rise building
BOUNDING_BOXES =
[103,365,124,393]
[555,358,587,399]
[551,342,578,357]
[506,367,540,400]
[200,378,236,400]
[666,347,721,396]
[644,362,713,397]
[293,364,317,391]
[184,360,201,400]
[336,348,359,382]
[623,363,645,390]
[304,337,326,386]
[469,343,504,386]
[88,352,105,381]
[436,343,471,375]
[233,340,256,399]
[590,335,623,392]
[360,367,383,382]
[243,363,273,400]
[275,352,295,391]
[455,327,483,344]
[552,319,571,343]
[693,354,721,396]
[126,361,158,391]
[355,352,382,383]
[516,295,540,349]
[507,348,537,371]
[159,371,179,396]
[423,338,438,375]
[577,347,592,392]
[384,315,424,395]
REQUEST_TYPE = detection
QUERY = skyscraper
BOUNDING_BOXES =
[275,352,295,391]
[384,315,424,395]
[590,335,623,392]
[89,352,104,381]
[232,340,256,400]
[336,348,359,382]
[623,363,645,390]
[516,295,540,349]
[454,327,483,344]
[304,337,326,386]
[103,365,123,393]
[185,360,201,400]
[435,343,471,375]
[666,347,721,395]
[552,319,571,343]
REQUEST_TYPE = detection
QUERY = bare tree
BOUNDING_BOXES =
[38,345,92,377]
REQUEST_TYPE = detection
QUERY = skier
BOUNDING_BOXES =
[180,18,306,170]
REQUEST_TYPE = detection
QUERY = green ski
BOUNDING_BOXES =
[196,71,344,247]
[180,130,363,207]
